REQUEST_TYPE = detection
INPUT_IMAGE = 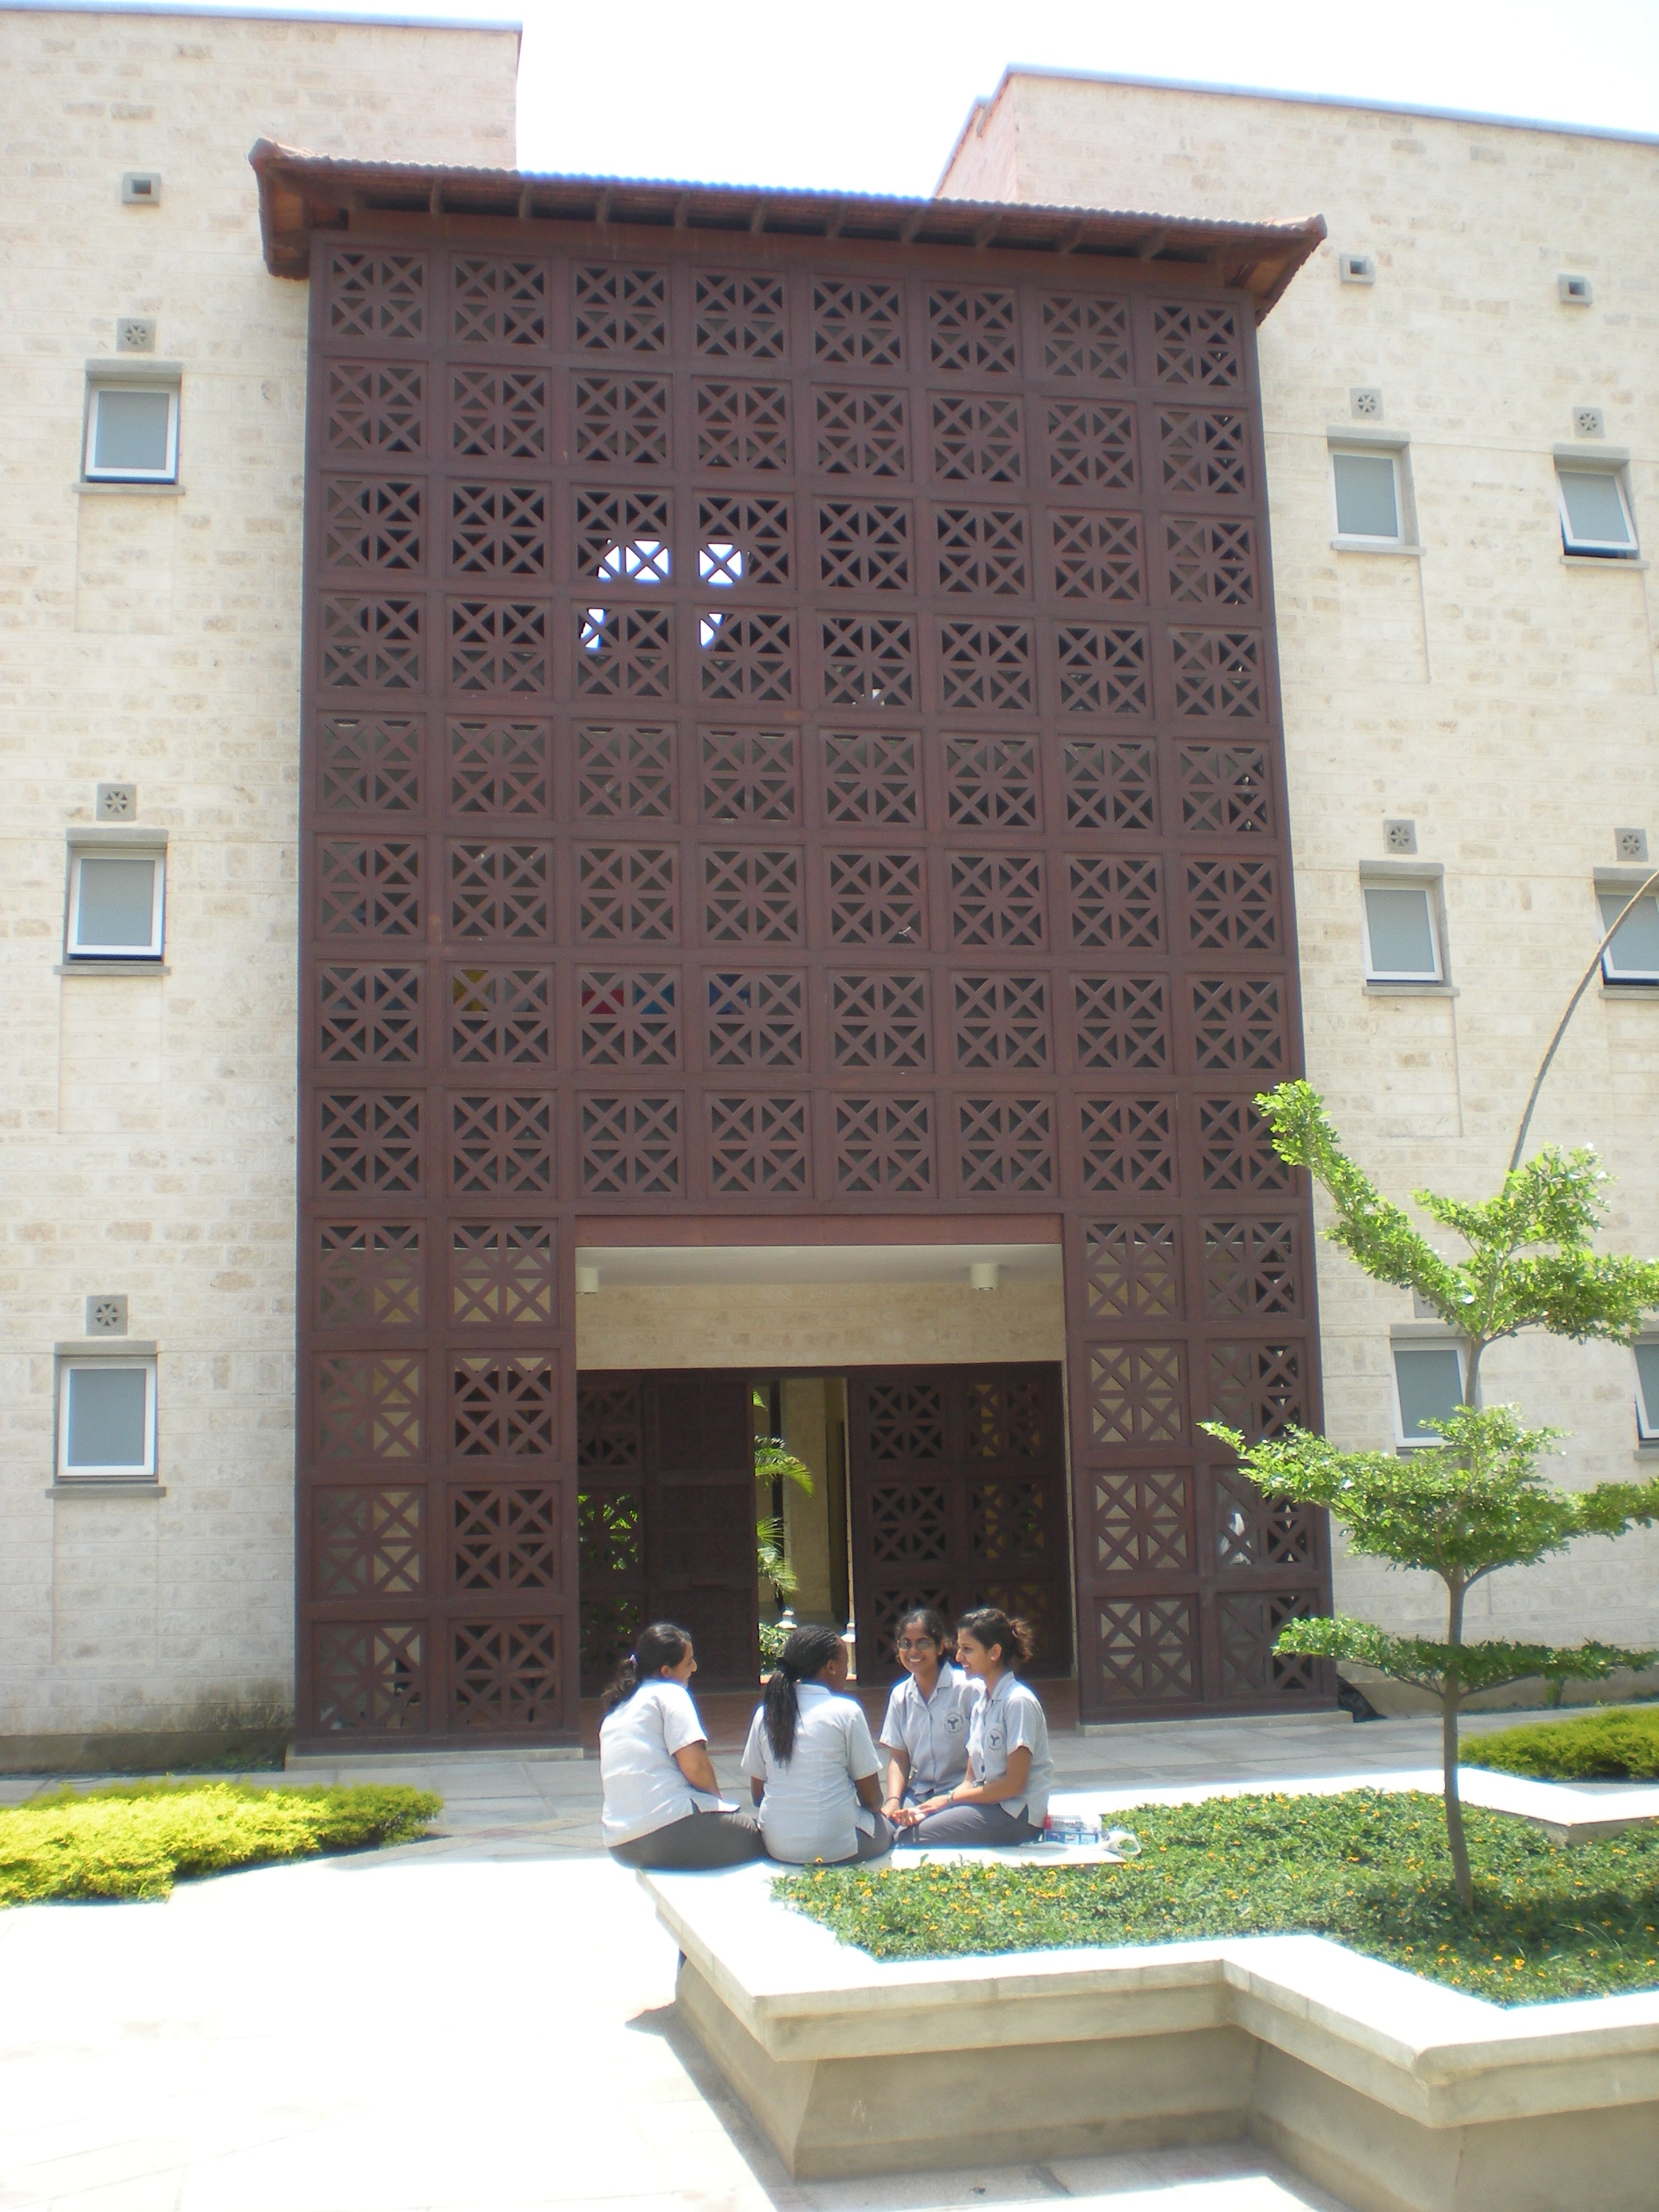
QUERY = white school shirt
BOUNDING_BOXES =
[877,1663,973,1799]
[740,1682,881,1865]
[598,1679,729,1847]
[966,1673,1054,1828]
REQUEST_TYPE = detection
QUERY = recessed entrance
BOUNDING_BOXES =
[575,1359,1073,1696]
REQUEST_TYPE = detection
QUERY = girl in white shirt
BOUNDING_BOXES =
[599,1621,764,1870]
[897,1606,1054,1848]
[877,1607,972,1819]
[741,1624,893,1865]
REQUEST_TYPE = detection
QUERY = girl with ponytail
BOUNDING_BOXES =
[740,1624,893,1864]
[896,1605,1055,1848]
[598,1622,764,1869]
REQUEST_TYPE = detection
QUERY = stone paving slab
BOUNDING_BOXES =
[6,1706,1650,1857]
[0,1849,1355,2212]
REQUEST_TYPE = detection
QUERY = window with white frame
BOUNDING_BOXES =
[66,847,165,960]
[1635,1344,1659,1442]
[1332,446,1405,544]
[58,1357,157,1480]
[1599,888,1659,983]
[1361,879,1443,983]
[83,380,179,483]
[1393,1343,1465,1446]
[1556,464,1637,558]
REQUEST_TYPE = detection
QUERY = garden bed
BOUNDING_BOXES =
[783,1788,1659,2003]
[0,1780,441,1905]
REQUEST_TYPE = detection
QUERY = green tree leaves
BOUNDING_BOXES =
[1205,1406,1659,1584]
[1210,1082,1659,1905]
[1254,1081,1659,1382]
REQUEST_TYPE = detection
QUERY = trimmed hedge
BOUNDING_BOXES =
[0,1780,441,1906]
[1472,1704,1659,1782]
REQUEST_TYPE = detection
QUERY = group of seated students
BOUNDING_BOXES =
[598,1604,1053,1869]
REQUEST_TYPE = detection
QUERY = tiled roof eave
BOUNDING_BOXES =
[248,139,1326,319]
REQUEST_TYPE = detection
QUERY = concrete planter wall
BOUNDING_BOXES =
[645,1864,1659,2212]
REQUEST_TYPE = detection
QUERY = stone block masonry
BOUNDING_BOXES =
[942,73,1659,1658]
[0,5,519,1761]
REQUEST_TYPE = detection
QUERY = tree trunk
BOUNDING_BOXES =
[1441,1681,1473,1910]
[1441,1574,1473,1910]
[1462,1338,1485,1407]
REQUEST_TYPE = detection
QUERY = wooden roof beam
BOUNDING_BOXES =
[245,142,1328,314]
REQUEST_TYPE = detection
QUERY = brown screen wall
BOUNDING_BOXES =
[296,217,1330,1746]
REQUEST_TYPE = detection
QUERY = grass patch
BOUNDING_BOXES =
[0,1780,441,1906]
[1473,1704,1659,1782]
[781,1790,1659,2005]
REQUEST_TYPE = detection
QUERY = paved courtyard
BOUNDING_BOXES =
[0,1709,1601,2212]
[285,1705,1558,1849]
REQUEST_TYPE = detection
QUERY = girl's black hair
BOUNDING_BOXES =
[762,1623,844,1763]
[894,1606,954,1657]
[601,1621,692,1713]
[954,1605,1033,1671]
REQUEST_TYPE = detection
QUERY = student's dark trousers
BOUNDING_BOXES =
[608,1808,766,1870]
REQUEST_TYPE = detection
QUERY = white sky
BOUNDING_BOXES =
[115,0,1659,193]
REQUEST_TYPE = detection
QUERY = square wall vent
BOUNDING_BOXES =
[1384,818,1418,855]
[116,317,157,354]
[1339,253,1376,285]
[96,782,137,821]
[86,1294,129,1336]
[1559,273,1593,305]
[1616,827,1650,864]
[1349,386,1383,419]
[121,171,161,207]
[1574,406,1605,438]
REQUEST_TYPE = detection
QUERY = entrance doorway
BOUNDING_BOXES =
[576,1362,1072,1698]
[576,1372,757,1694]
[846,1365,1071,1683]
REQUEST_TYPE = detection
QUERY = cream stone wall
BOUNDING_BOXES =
[574,1281,1067,1372]
[0,5,518,1755]
[942,75,1659,1652]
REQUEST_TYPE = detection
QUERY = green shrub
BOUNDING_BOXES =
[783,1789,1659,2004]
[1472,1704,1659,1782]
[0,1780,441,1906]
[758,1620,790,1666]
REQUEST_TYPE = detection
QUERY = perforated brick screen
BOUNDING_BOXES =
[296,224,1330,1744]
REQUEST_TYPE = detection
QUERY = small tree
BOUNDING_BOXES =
[1204,1081,1659,1907]
[754,1393,813,1611]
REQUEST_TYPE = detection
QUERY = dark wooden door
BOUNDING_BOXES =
[846,1364,1072,1683]
[577,1370,757,1693]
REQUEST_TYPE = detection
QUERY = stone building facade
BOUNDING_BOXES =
[1,16,1654,1763]
[941,70,1659,1670]
[0,4,518,1763]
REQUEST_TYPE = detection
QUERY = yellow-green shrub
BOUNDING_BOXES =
[1472,1704,1659,1782]
[0,1781,441,1906]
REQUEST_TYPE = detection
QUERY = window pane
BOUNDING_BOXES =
[1599,892,1659,977]
[1394,1347,1463,1441]
[75,857,157,949]
[65,1367,148,1469]
[92,388,173,474]
[1332,452,1399,539]
[1559,469,1633,548]
[1635,1345,1659,1437]
[1364,885,1437,977]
